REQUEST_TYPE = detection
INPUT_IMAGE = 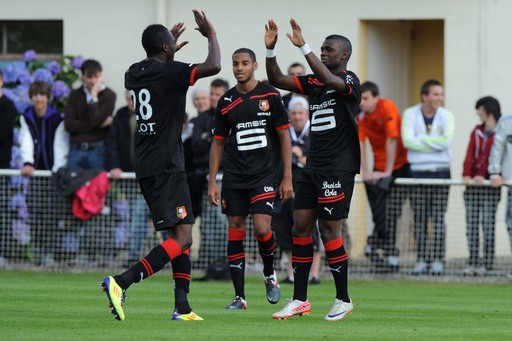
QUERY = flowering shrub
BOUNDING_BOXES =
[1,49,84,114]
[1,50,85,257]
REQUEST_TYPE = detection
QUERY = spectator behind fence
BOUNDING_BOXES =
[190,79,229,218]
[106,90,151,264]
[462,96,501,276]
[0,69,17,169]
[488,102,512,279]
[64,59,116,170]
[0,69,18,266]
[272,96,324,285]
[186,87,209,218]
[191,78,229,268]
[401,79,454,275]
[281,62,307,109]
[64,59,116,268]
[358,81,410,273]
[208,48,293,310]
[19,81,69,266]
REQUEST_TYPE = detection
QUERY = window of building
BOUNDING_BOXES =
[0,20,63,60]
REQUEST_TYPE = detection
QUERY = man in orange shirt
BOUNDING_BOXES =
[358,81,410,273]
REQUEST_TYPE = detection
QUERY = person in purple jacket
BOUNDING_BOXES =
[19,81,69,266]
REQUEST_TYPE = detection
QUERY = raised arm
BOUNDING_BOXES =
[192,10,221,80]
[286,19,349,94]
[264,19,301,92]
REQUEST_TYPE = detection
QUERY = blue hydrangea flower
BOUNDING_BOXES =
[114,223,130,249]
[10,145,22,169]
[62,232,79,253]
[17,69,33,86]
[32,68,54,85]
[13,85,31,113]
[18,204,29,220]
[2,62,27,84]
[23,49,37,62]
[12,219,31,245]
[12,128,20,146]
[47,61,61,74]
[71,56,85,70]
[114,200,130,221]
[9,192,26,209]
[2,88,17,103]
[52,80,71,99]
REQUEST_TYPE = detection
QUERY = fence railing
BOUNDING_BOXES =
[1,169,511,278]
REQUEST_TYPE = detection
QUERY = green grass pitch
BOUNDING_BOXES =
[1,271,511,340]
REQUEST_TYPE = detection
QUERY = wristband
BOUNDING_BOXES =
[299,43,312,56]
[266,48,276,58]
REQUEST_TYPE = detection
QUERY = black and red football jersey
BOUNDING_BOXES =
[214,81,291,189]
[125,59,198,179]
[293,71,361,173]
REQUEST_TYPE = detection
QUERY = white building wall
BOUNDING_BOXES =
[2,0,511,258]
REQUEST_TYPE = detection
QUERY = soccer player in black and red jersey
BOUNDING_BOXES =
[265,19,360,321]
[208,48,293,310]
[101,10,221,322]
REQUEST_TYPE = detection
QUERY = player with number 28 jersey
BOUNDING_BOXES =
[126,60,198,179]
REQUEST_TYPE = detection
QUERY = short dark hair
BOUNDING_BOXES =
[475,96,501,122]
[211,78,229,91]
[361,81,379,97]
[420,79,442,96]
[325,34,352,58]
[142,24,172,56]
[29,81,52,99]
[233,48,256,62]
[81,59,102,75]
[287,62,305,74]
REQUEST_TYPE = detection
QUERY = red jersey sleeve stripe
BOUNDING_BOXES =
[189,66,198,86]
[275,123,292,131]
[249,92,279,99]
[341,85,353,96]
[293,76,304,94]
[220,98,243,115]
[213,135,226,140]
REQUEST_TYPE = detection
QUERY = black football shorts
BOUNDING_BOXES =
[138,172,195,230]
[221,185,277,216]
[294,169,355,220]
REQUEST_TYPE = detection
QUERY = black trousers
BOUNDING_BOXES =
[365,164,411,257]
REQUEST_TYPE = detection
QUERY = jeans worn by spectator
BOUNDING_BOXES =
[67,142,106,170]
[464,186,500,269]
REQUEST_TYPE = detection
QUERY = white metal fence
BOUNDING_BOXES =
[1,169,511,278]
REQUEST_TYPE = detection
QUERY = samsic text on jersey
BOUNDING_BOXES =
[125,59,198,179]
[214,82,291,189]
[293,71,361,173]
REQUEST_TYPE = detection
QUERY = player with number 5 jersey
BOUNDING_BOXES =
[265,18,360,322]
[101,10,220,322]
[208,48,293,311]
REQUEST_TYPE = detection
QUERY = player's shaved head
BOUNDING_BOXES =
[325,34,352,59]
[142,24,174,56]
